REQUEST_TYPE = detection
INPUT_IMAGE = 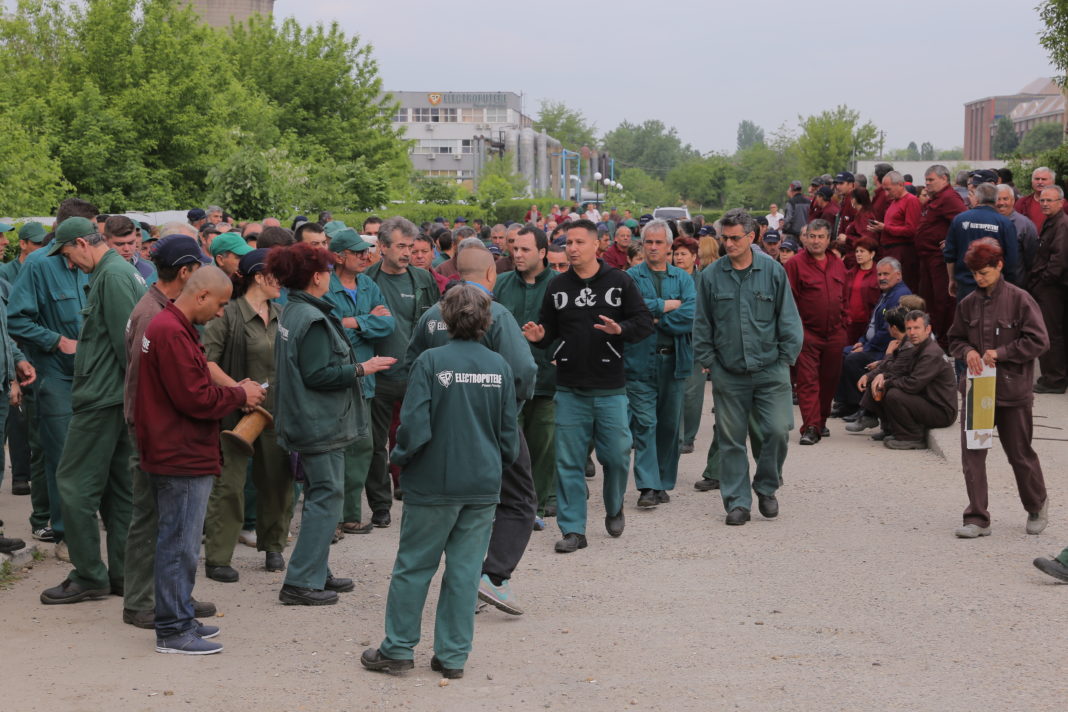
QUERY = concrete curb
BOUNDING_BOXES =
[1,543,40,571]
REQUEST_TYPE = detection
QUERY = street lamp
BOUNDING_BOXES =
[594,171,602,205]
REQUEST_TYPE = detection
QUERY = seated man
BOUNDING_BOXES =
[849,309,957,449]
[832,257,910,420]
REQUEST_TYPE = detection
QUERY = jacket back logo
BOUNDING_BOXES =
[437,370,453,388]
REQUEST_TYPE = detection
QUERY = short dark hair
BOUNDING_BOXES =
[885,306,908,332]
[295,222,325,243]
[905,309,931,328]
[103,215,136,238]
[440,284,492,341]
[517,225,548,253]
[437,230,454,252]
[258,226,295,249]
[362,216,383,231]
[453,226,477,241]
[874,163,893,181]
[566,218,598,237]
[56,198,99,226]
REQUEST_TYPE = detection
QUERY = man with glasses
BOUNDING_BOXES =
[1027,186,1068,393]
[694,209,802,525]
[1015,167,1066,232]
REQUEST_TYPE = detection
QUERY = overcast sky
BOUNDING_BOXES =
[281,0,1059,154]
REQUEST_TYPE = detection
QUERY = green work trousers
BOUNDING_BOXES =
[380,503,495,670]
[204,430,293,566]
[626,355,685,492]
[1056,547,1068,566]
[520,396,556,516]
[701,412,765,482]
[36,373,72,539]
[55,404,132,590]
[24,387,50,530]
[681,362,708,447]
[123,424,157,613]
[367,378,405,513]
[708,361,793,514]
[284,449,344,590]
[340,399,374,524]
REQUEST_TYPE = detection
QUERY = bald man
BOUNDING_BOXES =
[405,245,537,615]
[137,265,264,654]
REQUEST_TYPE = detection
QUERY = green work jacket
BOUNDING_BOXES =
[623,262,696,381]
[494,268,557,397]
[323,272,396,400]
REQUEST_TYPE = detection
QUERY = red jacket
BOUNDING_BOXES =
[915,186,966,256]
[843,265,880,324]
[1015,193,1068,233]
[602,243,629,271]
[833,196,855,236]
[136,304,247,476]
[785,249,847,338]
[882,192,920,247]
[846,208,877,242]
[814,200,839,225]
[871,187,890,222]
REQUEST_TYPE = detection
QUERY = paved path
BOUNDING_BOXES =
[1,385,1066,711]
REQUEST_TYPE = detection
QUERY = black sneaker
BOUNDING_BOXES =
[637,489,658,509]
[430,655,464,679]
[694,478,720,492]
[361,647,414,674]
[205,565,239,583]
[799,427,821,445]
[554,532,588,553]
[278,584,338,606]
[605,510,625,537]
[32,527,56,543]
[371,510,391,528]
[40,579,110,605]
[757,493,779,519]
[0,535,26,554]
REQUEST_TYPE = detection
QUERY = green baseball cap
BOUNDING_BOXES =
[0,222,13,232]
[323,220,348,237]
[329,228,371,253]
[18,222,48,244]
[209,232,254,258]
[48,217,97,256]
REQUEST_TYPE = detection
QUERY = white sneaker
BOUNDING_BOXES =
[238,530,257,547]
[1026,500,1049,535]
[954,524,991,538]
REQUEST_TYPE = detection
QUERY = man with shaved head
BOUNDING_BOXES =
[405,242,537,616]
[137,266,265,654]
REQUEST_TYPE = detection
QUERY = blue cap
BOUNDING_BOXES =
[152,235,212,267]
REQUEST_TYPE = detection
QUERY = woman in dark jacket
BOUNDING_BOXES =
[269,243,395,606]
[361,285,518,680]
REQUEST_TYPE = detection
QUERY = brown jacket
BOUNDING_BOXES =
[1028,209,1068,291]
[877,337,957,418]
[948,278,1049,406]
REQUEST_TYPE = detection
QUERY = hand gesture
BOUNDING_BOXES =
[593,315,622,335]
[15,360,35,387]
[57,336,78,355]
[522,322,545,343]
[370,305,392,317]
[981,349,998,369]
[361,356,397,375]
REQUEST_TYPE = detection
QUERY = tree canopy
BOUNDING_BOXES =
[601,119,700,178]
[533,101,598,153]
[795,106,879,178]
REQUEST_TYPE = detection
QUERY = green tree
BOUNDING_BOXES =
[730,128,800,211]
[920,142,935,160]
[1018,122,1064,156]
[905,142,920,161]
[207,148,275,219]
[736,120,765,152]
[1039,1,1068,82]
[796,105,879,178]
[991,117,1019,158]
[666,156,731,207]
[937,148,965,160]
[617,167,674,209]
[602,120,700,177]
[533,101,597,152]
[0,113,72,216]
[479,152,527,195]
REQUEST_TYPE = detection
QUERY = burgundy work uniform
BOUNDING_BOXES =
[785,249,848,434]
[1015,193,1068,233]
[881,192,921,291]
[915,186,966,346]
[871,187,890,222]
[947,279,1049,529]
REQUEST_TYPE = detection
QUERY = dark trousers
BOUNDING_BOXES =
[6,400,29,484]
[868,388,954,441]
[152,474,213,640]
[482,428,535,583]
[918,253,954,348]
[1033,283,1067,389]
[882,243,919,292]
[960,404,1046,528]
[367,378,406,513]
[795,331,846,431]
[836,349,880,408]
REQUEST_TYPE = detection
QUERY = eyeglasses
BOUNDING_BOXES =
[722,234,750,242]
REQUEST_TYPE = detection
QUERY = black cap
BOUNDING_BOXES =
[780,238,799,252]
[817,186,835,200]
[152,235,212,268]
[763,229,781,243]
[969,169,998,186]
[187,208,207,222]
[833,171,855,183]
[238,248,270,277]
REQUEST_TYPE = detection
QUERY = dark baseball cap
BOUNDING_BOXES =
[969,169,998,186]
[817,186,835,200]
[238,248,270,277]
[763,229,781,243]
[187,208,207,222]
[152,235,212,267]
[833,171,856,183]
[780,238,799,252]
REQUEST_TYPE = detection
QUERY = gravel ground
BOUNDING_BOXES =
[2,385,1067,711]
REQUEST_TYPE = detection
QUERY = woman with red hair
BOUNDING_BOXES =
[269,243,396,605]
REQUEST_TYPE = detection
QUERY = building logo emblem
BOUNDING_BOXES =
[437,370,453,388]
[427,93,443,106]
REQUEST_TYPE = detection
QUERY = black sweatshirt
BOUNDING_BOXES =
[535,260,654,390]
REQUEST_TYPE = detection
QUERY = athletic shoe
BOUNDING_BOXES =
[477,574,523,615]
[155,630,222,655]
[1026,500,1049,535]
[195,621,220,639]
[238,530,257,547]
[532,517,546,531]
[1033,556,1068,582]
[954,524,991,538]
[32,527,56,543]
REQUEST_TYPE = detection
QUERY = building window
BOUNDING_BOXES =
[460,139,473,154]
[413,139,465,154]
[439,108,458,123]
[484,107,509,123]
[461,108,483,123]
[412,107,459,123]
[392,108,408,122]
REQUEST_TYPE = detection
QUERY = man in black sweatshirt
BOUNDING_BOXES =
[521,219,653,553]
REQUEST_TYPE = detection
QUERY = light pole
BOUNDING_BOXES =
[594,171,602,206]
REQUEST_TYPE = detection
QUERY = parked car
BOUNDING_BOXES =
[653,206,690,221]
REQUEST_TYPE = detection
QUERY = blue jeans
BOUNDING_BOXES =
[553,391,631,536]
[152,474,214,640]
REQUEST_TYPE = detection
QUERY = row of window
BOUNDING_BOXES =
[393,107,512,123]
[411,139,475,155]
[424,169,473,179]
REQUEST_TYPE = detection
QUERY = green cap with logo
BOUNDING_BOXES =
[209,232,254,258]
[47,217,97,256]
[18,222,48,244]
[329,227,372,254]
[323,220,348,237]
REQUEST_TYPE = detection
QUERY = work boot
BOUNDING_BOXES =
[694,478,720,492]
[278,584,338,606]
[431,655,464,679]
[1033,556,1068,582]
[40,579,110,605]
[637,489,658,509]
[360,648,413,674]
[205,565,239,583]
[605,510,625,537]
[554,532,588,553]
[725,508,750,526]
[799,427,821,445]
[0,535,26,555]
